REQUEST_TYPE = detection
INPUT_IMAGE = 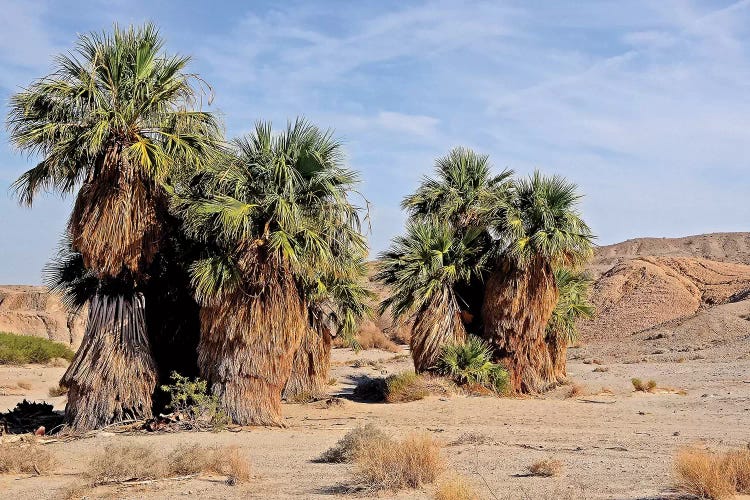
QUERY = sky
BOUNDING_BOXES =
[1,0,749,284]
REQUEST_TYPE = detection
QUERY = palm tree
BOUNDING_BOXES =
[7,23,220,430]
[176,119,365,425]
[482,171,594,393]
[378,148,511,372]
[377,221,490,371]
[283,254,373,400]
[546,267,594,383]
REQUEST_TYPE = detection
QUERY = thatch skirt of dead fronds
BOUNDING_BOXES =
[411,287,466,373]
[283,318,332,402]
[482,258,558,393]
[61,292,157,431]
[198,259,306,426]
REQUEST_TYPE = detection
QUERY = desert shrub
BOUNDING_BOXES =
[385,371,430,403]
[353,372,454,403]
[0,439,56,474]
[160,372,229,429]
[86,443,251,485]
[565,384,585,398]
[0,332,75,365]
[632,378,657,392]
[48,384,68,397]
[354,323,400,352]
[592,366,609,372]
[675,448,735,499]
[16,381,32,391]
[434,474,480,500]
[448,432,490,447]
[436,337,509,394]
[353,432,444,491]
[317,424,390,463]
[528,458,563,477]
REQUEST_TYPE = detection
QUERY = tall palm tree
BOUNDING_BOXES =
[7,23,220,430]
[378,148,511,372]
[176,119,365,425]
[482,171,594,393]
[546,267,594,383]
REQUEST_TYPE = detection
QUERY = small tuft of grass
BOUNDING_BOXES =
[0,332,75,365]
[448,432,490,447]
[592,366,609,373]
[385,371,430,403]
[565,384,585,399]
[528,458,563,477]
[352,432,444,491]
[0,439,57,474]
[16,380,32,391]
[48,384,68,397]
[317,424,390,463]
[434,473,480,500]
[632,378,658,392]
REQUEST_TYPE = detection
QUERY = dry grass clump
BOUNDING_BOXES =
[339,322,400,352]
[317,424,390,463]
[631,378,657,392]
[16,380,32,391]
[85,443,251,485]
[528,458,563,477]
[352,432,444,491]
[592,366,609,372]
[48,384,68,397]
[448,432,491,447]
[384,372,432,403]
[675,447,750,499]
[565,383,585,398]
[434,473,480,500]
[0,439,56,474]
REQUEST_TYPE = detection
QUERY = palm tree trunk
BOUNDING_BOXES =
[546,329,568,384]
[282,323,332,401]
[482,258,558,393]
[61,293,157,431]
[198,263,306,426]
[411,288,467,372]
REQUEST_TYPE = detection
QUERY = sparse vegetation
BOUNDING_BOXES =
[528,458,563,477]
[317,424,390,463]
[674,447,745,499]
[352,432,444,491]
[436,337,510,394]
[160,372,229,429]
[434,474,480,500]
[384,371,431,402]
[0,439,56,474]
[0,332,75,365]
[48,384,68,397]
[85,443,251,485]
[592,366,609,372]
[16,380,32,391]
[631,378,658,392]
[566,383,585,398]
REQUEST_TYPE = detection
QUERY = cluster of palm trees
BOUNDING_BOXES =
[8,24,594,431]
[376,148,595,393]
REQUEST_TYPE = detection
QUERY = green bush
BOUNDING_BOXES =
[160,372,229,429]
[436,336,509,394]
[0,332,75,365]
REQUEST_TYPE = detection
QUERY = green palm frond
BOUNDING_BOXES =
[547,266,595,342]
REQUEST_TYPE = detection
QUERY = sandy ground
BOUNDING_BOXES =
[1,341,749,500]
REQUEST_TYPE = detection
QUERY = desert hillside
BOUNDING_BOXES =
[0,286,84,346]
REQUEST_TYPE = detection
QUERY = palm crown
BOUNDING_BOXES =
[8,23,220,278]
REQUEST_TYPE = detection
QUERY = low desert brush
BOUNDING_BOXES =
[565,383,585,398]
[0,439,56,474]
[385,371,430,402]
[16,380,32,391]
[675,446,750,499]
[85,443,251,485]
[352,432,444,491]
[317,424,390,463]
[436,337,509,395]
[0,332,75,365]
[528,458,563,477]
[161,372,229,428]
[434,473,480,500]
[631,378,657,392]
[48,384,68,397]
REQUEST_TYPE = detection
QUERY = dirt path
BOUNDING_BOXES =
[1,345,749,499]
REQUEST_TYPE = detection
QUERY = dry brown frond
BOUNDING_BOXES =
[0,439,57,474]
[353,432,444,491]
[528,458,563,477]
[283,324,332,402]
[674,448,734,499]
[62,293,157,431]
[199,253,306,426]
[411,288,467,372]
[434,474,480,500]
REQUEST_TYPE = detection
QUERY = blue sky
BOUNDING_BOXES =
[1,0,749,284]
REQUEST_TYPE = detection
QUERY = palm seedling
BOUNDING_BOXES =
[8,23,220,430]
